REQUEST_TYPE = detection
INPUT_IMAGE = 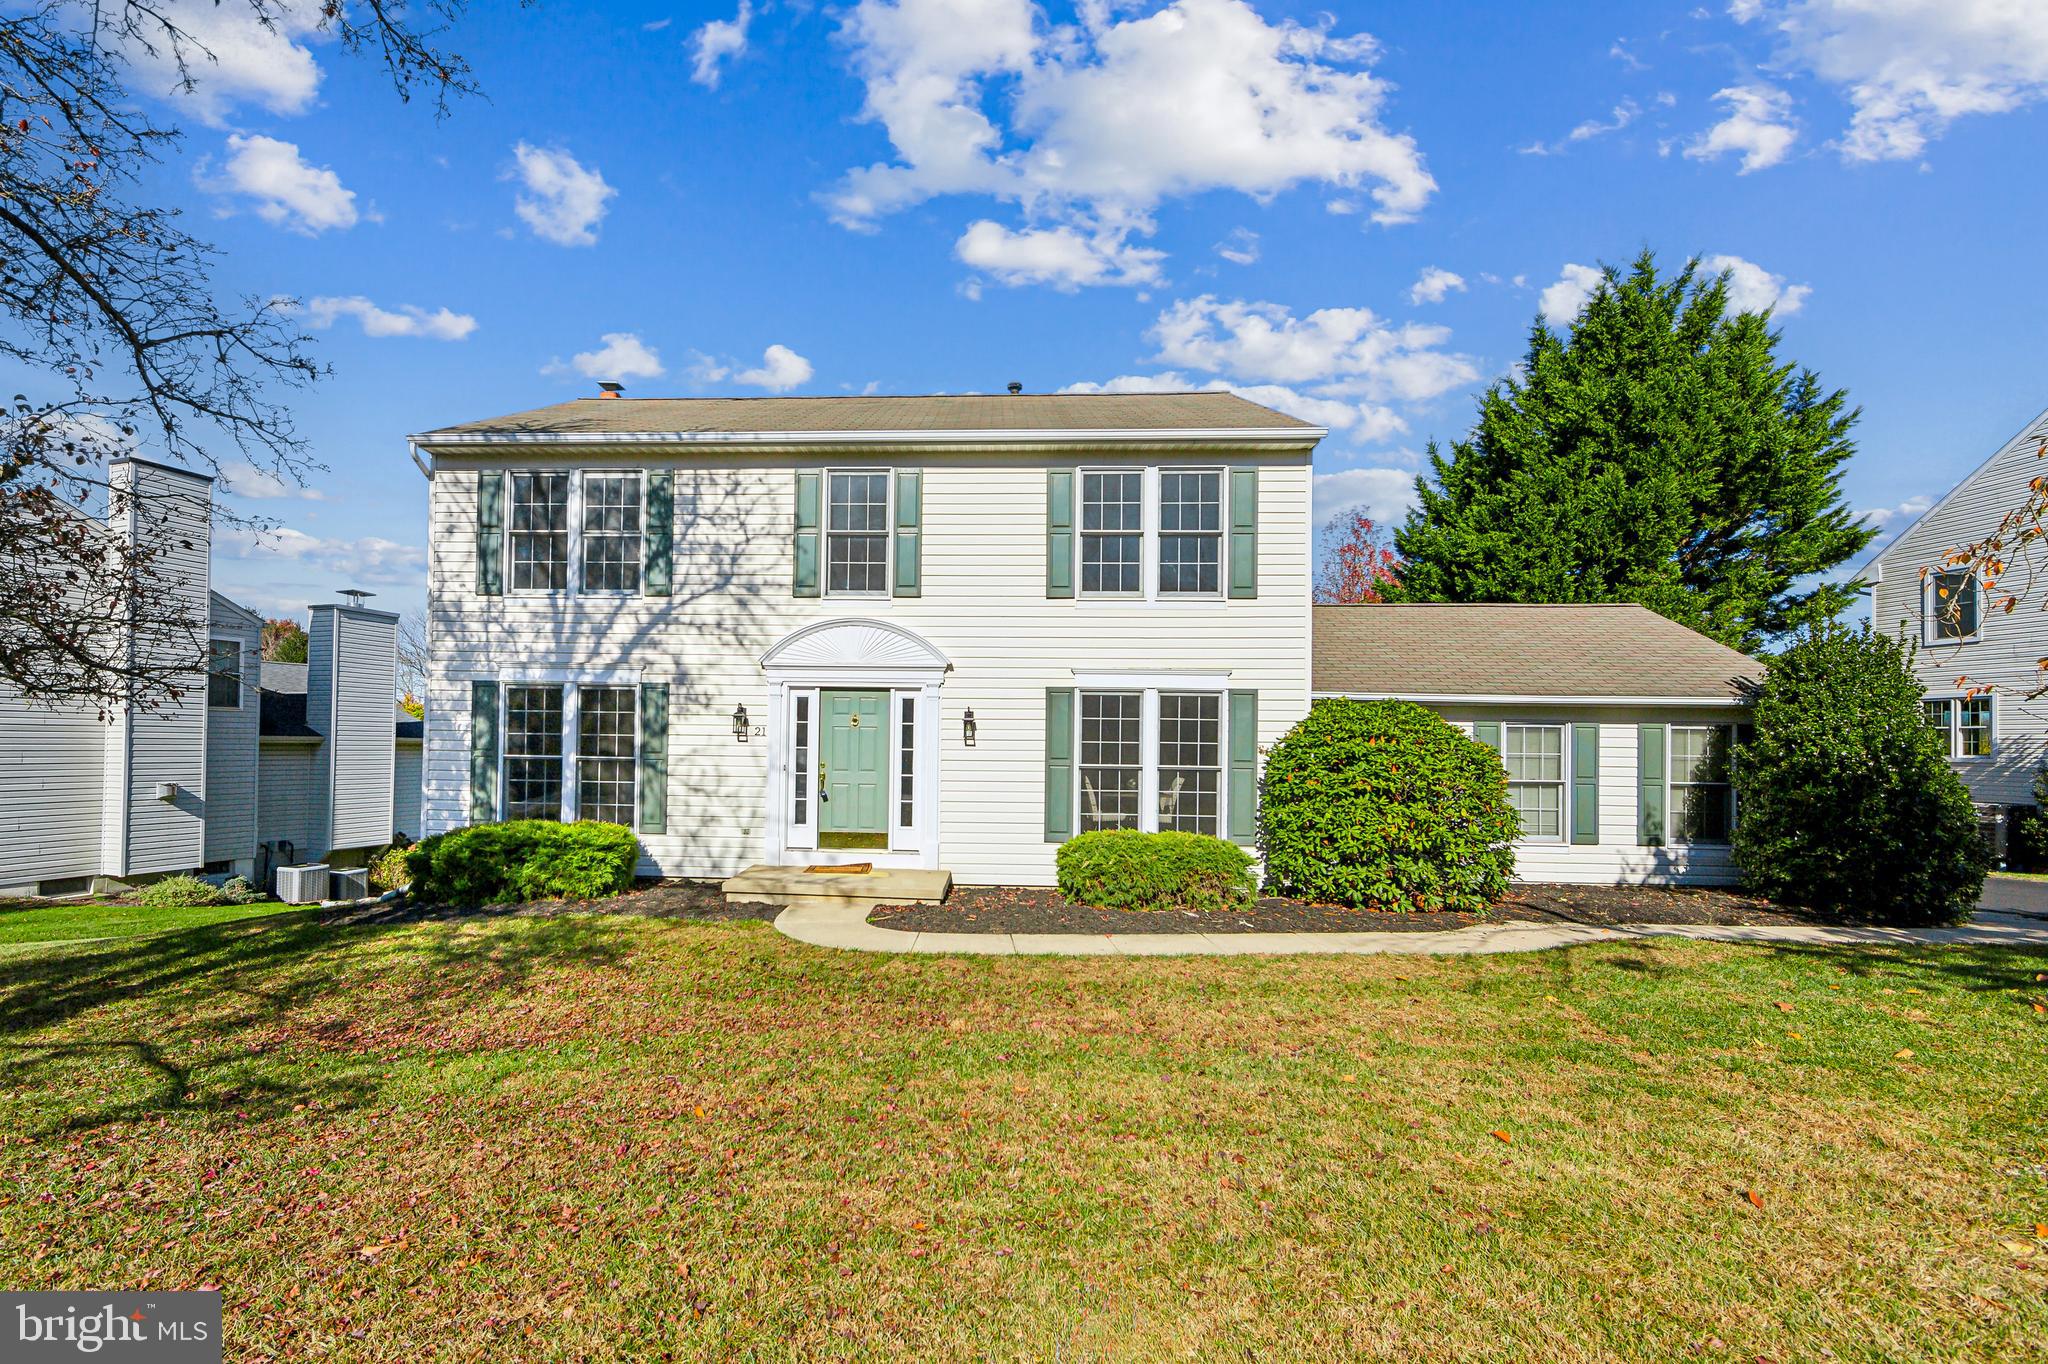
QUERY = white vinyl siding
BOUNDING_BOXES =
[309,606,400,854]
[392,741,424,841]
[0,689,107,889]
[257,743,322,860]
[202,598,262,866]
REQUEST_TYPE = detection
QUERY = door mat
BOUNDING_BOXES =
[805,863,872,875]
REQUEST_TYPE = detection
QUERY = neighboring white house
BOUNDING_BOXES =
[1314,604,1761,886]
[1867,400,2048,808]
[0,459,423,896]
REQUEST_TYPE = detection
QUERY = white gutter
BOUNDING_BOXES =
[1315,691,1754,707]
[410,426,1327,449]
[408,437,433,478]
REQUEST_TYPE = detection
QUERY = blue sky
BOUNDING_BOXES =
[91,0,2048,623]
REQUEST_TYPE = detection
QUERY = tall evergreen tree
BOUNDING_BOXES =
[1391,252,1874,651]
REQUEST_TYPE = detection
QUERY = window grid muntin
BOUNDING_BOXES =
[1669,724,1734,844]
[793,695,811,826]
[1079,471,1143,597]
[1079,691,1143,831]
[1959,696,1993,757]
[576,686,637,824]
[207,639,241,709]
[1157,470,1223,596]
[1929,569,1980,641]
[580,473,643,593]
[504,684,565,820]
[826,471,890,596]
[1504,723,1566,841]
[899,696,916,828]
[510,473,571,592]
[1157,692,1221,835]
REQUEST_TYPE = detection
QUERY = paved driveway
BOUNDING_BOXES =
[1982,874,2048,916]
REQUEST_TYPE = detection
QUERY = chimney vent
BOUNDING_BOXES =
[338,589,375,608]
[598,382,624,398]
[1007,381,1023,395]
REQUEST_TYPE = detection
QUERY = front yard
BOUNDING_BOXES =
[0,911,2043,1360]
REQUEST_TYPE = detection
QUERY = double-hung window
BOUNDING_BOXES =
[576,686,637,823]
[1075,686,1231,836]
[499,682,640,822]
[1158,470,1223,596]
[1923,696,1993,759]
[1080,471,1144,596]
[1079,691,1144,831]
[1925,569,1981,643]
[207,639,242,709]
[581,473,642,593]
[1669,725,1734,843]
[510,473,571,591]
[1504,723,1565,841]
[504,685,566,819]
[826,471,890,596]
[1157,692,1222,834]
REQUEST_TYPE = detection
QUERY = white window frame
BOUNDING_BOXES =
[1070,675,1234,835]
[1072,465,1232,603]
[577,469,644,597]
[207,637,243,710]
[1923,693,1995,762]
[505,471,574,596]
[492,672,645,823]
[573,683,639,824]
[1923,568,1982,645]
[1156,690,1225,836]
[1077,467,1148,601]
[1502,721,1567,845]
[823,467,894,600]
[1154,466,1227,600]
[1666,723,1736,847]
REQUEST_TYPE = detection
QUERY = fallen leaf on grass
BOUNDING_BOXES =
[1774,1002,1795,1014]
[1894,1049,1915,1059]
[1746,1189,1765,1210]
[2001,1241,2035,1256]
[2037,1223,2048,1240]
[1491,1130,1512,1144]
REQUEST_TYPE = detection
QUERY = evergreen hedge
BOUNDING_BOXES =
[1259,699,1518,912]
[1055,830,1255,911]
[1731,623,1986,925]
[404,820,640,908]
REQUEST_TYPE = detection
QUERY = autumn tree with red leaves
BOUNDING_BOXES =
[1313,509,1401,604]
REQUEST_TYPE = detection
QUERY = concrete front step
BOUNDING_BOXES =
[722,864,952,912]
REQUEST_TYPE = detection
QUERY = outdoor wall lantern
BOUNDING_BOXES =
[732,703,749,743]
[963,709,977,747]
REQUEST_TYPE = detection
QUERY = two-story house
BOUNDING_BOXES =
[1868,399,2048,809]
[408,391,1317,885]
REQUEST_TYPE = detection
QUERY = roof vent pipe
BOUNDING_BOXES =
[598,382,624,398]
[1007,381,1023,395]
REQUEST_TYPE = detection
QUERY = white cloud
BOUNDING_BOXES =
[1520,99,1644,157]
[1700,253,1812,315]
[217,525,426,585]
[121,0,325,127]
[733,344,815,391]
[1150,295,1479,401]
[1734,0,2048,162]
[554,332,665,382]
[1408,266,1466,305]
[305,296,477,341]
[203,135,357,234]
[1685,84,1798,173]
[954,218,1164,289]
[1215,228,1260,266]
[644,18,675,32]
[1312,467,1420,528]
[691,1,753,88]
[508,143,616,247]
[1538,263,1605,326]
[218,460,324,501]
[826,0,1434,283]
[1058,372,1403,441]
[1858,493,1933,528]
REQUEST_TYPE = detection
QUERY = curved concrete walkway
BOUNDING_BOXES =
[773,903,2048,957]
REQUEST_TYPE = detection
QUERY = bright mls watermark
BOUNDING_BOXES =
[3,1292,220,1361]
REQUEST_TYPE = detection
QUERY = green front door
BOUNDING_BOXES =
[819,690,888,847]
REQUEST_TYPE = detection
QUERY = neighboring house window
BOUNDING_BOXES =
[1080,471,1144,596]
[1504,723,1565,841]
[1157,692,1222,834]
[504,684,565,819]
[1669,724,1734,843]
[1923,696,1994,759]
[1157,469,1223,596]
[581,473,642,593]
[510,473,571,591]
[207,639,241,709]
[898,696,916,829]
[576,686,637,823]
[826,471,890,596]
[1079,691,1143,830]
[1925,569,1981,642]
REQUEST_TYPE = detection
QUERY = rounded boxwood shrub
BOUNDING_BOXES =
[368,842,413,894]
[1732,623,1986,925]
[135,873,227,908]
[1260,699,1518,912]
[404,820,640,908]
[1056,830,1254,911]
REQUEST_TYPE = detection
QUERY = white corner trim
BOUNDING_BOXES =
[1315,691,1752,708]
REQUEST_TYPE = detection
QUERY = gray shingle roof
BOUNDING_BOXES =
[1314,604,1763,701]
[416,391,1317,440]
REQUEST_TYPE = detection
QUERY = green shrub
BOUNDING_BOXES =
[135,874,227,908]
[1732,623,1986,925]
[368,842,414,894]
[1260,699,1518,912]
[404,821,640,908]
[219,876,263,904]
[1055,830,1255,911]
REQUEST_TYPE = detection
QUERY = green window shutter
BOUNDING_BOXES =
[1045,688,1076,842]
[793,470,821,598]
[1228,690,1259,846]
[1638,724,1666,846]
[1473,720,1502,752]
[469,680,499,823]
[1228,467,1258,599]
[1570,723,1600,845]
[644,471,673,597]
[893,469,922,597]
[476,472,504,597]
[1046,470,1074,598]
[638,683,669,834]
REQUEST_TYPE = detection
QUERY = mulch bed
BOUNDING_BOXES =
[326,879,781,928]
[868,882,1849,936]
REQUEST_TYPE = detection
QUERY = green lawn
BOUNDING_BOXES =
[0,898,301,946]
[0,913,2043,1361]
